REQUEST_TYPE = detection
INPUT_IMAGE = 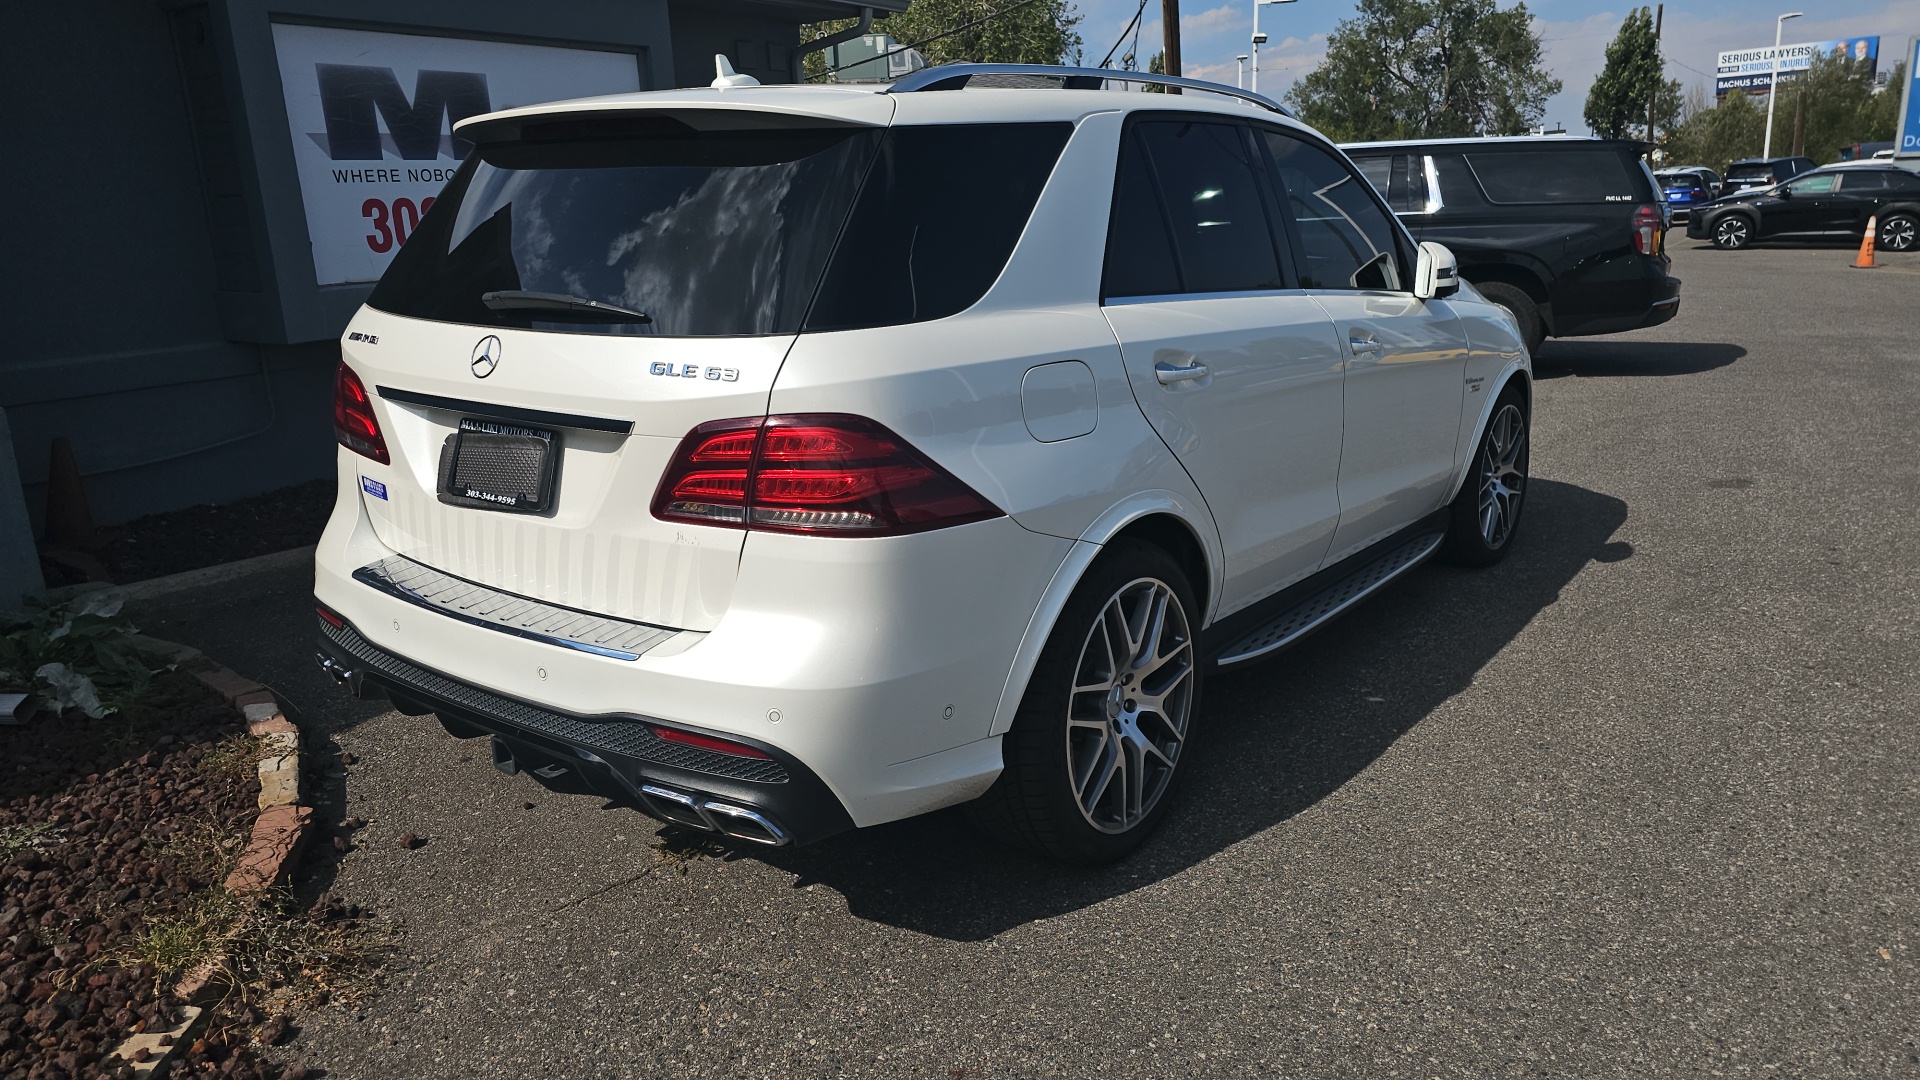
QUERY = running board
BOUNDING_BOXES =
[1213,532,1445,667]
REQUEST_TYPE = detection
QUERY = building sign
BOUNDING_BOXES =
[1900,39,1920,158]
[270,24,642,286]
[1715,37,1879,97]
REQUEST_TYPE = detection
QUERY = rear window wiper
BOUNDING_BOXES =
[480,290,652,324]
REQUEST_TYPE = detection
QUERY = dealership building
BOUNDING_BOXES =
[0,0,902,605]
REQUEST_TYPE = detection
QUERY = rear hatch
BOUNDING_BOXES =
[338,100,890,631]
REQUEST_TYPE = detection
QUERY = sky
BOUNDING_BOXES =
[1062,0,1920,133]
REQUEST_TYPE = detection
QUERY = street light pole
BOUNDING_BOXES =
[1236,54,1249,89]
[1763,11,1804,159]
[1250,0,1296,95]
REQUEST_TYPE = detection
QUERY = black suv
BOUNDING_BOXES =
[1687,164,1920,251]
[1720,156,1817,197]
[1343,137,1680,353]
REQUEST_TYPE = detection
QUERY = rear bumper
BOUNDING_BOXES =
[1553,273,1682,338]
[316,614,855,844]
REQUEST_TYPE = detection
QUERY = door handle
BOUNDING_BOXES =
[1349,335,1382,355]
[1154,361,1208,385]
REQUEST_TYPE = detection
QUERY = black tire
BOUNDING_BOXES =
[1473,281,1546,356]
[1441,387,1530,567]
[1711,213,1755,250]
[969,540,1201,864]
[1879,213,1918,253]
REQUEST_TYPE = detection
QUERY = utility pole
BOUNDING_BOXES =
[1647,3,1664,144]
[1162,0,1182,92]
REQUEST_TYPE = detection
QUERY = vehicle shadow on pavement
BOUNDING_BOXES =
[1535,340,1744,379]
[758,478,1630,940]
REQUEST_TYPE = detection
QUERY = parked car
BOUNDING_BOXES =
[1344,136,1680,354]
[315,63,1534,864]
[1720,156,1817,197]
[1654,166,1721,221]
[1687,164,1920,250]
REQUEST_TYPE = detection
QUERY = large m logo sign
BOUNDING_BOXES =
[316,64,491,160]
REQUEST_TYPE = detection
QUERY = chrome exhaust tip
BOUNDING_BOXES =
[637,784,791,846]
[315,653,357,686]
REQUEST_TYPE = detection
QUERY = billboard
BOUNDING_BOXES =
[1900,38,1920,158]
[1715,36,1879,97]
[269,24,643,286]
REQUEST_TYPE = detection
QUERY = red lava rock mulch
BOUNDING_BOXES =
[0,670,290,1080]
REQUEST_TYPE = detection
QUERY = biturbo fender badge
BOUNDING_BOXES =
[649,362,739,383]
[470,335,502,379]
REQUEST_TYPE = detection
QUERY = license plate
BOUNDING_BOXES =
[436,418,558,514]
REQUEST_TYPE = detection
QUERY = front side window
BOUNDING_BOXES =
[1261,131,1406,291]
[1786,173,1839,195]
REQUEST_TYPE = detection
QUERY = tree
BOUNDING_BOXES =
[1661,89,1765,172]
[1584,6,1681,140]
[803,0,1082,80]
[1284,0,1561,141]
[1787,53,1906,162]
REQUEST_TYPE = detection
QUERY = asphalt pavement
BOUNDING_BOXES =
[131,238,1920,1078]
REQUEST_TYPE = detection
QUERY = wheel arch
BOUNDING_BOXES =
[1458,261,1553,332]
[1444,362,1532,506]
[988,497,1220,737]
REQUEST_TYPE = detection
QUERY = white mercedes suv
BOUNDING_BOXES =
[315,63,1531,863]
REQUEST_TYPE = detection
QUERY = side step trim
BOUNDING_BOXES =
[1214,532,1444,667]
[353,555,679,661]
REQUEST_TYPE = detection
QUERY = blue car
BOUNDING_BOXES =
[1655,167,1721,222]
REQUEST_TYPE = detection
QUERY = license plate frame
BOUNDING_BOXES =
[436,418,559,514]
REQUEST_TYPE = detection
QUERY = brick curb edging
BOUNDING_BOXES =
[105,637,313,1076]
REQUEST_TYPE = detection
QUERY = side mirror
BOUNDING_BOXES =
[1777,186,1793,198]
[1414,241,1459,300]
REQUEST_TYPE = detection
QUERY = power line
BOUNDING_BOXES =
[1099,0,1152,69]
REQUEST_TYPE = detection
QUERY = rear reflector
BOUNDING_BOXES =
[333,362,390,465]
[316,605,345,629]
[652,414,1001,536]
[650,726,773,759]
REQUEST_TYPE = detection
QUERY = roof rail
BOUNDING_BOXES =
[883,63,1293,118]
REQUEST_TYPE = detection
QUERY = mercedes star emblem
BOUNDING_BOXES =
[470,336,502,379]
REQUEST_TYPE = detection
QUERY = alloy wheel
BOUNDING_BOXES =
[1714,217,1751,249]
[1477,403,1528,549]
[1065,577,1195,834]
[1881,215,1918,252]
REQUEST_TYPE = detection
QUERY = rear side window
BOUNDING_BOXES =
[1465,151,1638,204]
[1262,131,1407,291]
[369,124,881,337]
[1889,172,1920,193]
[805,123,1071,332]
[1102,129,1184,297]
[1126,121,1285,295]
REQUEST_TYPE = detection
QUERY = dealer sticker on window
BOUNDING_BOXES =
[360,476,388,501]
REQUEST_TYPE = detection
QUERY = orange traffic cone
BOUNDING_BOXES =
[1853,215,1878,269]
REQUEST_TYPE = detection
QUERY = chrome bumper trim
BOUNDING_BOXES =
[353,555,679,661]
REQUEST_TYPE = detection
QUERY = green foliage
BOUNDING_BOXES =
[1284,0,1561,140]
[1662,89,1764,173]
[803,0,1083,80]
[1584,6,1681,140]
[0,590,173,717]
[1787,54,1908,163]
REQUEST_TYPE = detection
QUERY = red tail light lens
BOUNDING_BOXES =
[1632,204,1663,256]
[652,414,1002,536]
[333,362,390,465]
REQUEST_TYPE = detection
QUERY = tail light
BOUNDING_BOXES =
[1632,204,1662,255]
[333,362,389,465]
[652,414,1002,536]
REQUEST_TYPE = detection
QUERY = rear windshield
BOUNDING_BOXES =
[1658,172,1705,190]
[1464,150,1639,204]
[1726,164,1776,181]
[368,120,1071,337]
